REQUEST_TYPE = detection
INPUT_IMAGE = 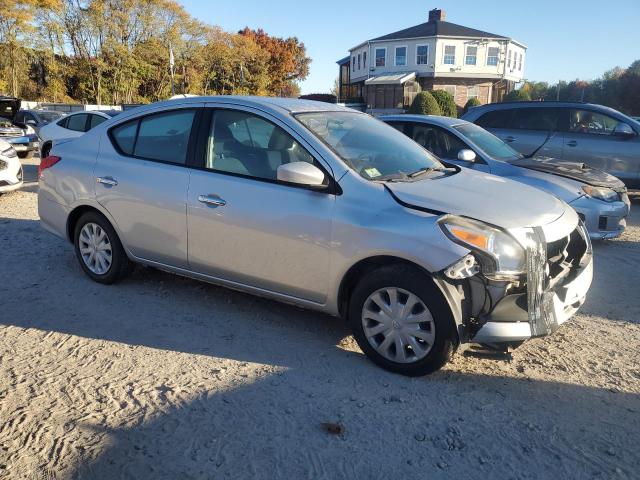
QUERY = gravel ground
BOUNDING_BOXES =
[1,157,639,479]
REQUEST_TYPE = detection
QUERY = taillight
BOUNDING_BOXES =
[38,155,61,179]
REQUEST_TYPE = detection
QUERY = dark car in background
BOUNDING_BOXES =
[14,109,65,135]
[0,96,40,158]
[462,102,640,189]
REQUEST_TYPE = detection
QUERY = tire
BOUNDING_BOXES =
[348,265,457,376]
[73,211,133,284]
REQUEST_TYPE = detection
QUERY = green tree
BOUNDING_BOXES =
[430,89,457,117]
[503,89,531,102]
[408,91,441,115]
[463,97,481,114]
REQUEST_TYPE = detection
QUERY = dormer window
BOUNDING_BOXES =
[487,47,499,66]
[465,46,477,65]
[375,48,386,67]
[395,46,407,66]
[443,45,456,65]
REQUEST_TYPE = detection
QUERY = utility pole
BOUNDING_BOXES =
[169,44,175,97]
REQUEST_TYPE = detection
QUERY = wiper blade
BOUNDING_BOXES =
[408,167,444,178]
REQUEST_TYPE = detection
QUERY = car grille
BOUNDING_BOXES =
[546,226,589,288]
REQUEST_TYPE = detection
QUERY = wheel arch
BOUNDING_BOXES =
[336,255,467,342]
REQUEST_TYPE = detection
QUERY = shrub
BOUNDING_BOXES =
[298,93,337,104]
[463,97,481,113]
[503,89,531,102]
[430,89,458,117]
[408,91,441,115]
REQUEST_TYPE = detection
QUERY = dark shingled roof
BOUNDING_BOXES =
[371,20,508,42]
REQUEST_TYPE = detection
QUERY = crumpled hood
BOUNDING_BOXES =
[386,169,567,229]
[512,157,626,191]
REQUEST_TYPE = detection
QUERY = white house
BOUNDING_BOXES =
[337,9,527,112]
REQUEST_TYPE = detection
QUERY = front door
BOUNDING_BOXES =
[94,106,200,268]
[563,107,640,185]
[186,107,335,303]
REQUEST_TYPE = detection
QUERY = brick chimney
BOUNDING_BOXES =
[428,8,445,22]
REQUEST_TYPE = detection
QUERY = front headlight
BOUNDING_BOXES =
[582,185,618,202]
[1,146,17,159]
[439,215,526,279]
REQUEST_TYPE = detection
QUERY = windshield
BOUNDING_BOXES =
[36,111,64,124]
[454,123,523,162]
[296,111,443,181]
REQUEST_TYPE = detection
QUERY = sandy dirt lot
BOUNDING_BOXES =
[1,158,639,479]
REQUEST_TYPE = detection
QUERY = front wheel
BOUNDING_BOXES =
[73,211,133,284]
[348,265,457,376]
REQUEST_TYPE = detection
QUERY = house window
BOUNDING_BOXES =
[395,46,407,66]
[375,48,386,67]
[507,50,512,69]
[487,47,499,66]
[363,51,367,69]
[467,85,478,101]
[352,56,356,72]
[518,53,523,71]
[358,53,361,70]
[416,45,429,65]
[465,46,477,66]
[443,85,456,97]
[443,45,455,65]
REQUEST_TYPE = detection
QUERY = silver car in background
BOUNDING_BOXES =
[383,115,630,239]
[38,97,593,376]
[461,101,640,189]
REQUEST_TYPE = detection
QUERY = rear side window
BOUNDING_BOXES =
[475,109,514,129]
[89,114,107,129]
[111,121,137,155]
[511,108,560,131]
[66,114,88,132]
[110,109,196,164]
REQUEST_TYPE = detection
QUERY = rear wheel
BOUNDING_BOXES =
[73,211,133,284]
[41,142,52,158]
[348,265,457,376]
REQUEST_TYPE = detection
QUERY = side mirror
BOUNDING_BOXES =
[277,162,326,187]
[457,149,477,162]
[612,122,635,138]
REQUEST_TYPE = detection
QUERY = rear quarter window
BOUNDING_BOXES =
[110,120,137,155]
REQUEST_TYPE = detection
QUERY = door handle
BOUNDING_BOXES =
[97,176,118,187]
[198,194,226,207]
[567,140,578,147]
[504,136,515,142]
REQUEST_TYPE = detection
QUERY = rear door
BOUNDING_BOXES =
[475,107,565,158]
[186,105,336,303]
[563,107,640,184]
[94,105,202,268]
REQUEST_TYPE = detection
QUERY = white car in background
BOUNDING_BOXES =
[39,110,121,157]
[0,139,23,195]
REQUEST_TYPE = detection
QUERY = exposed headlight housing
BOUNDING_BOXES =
[582,185,618,202]
[439,215,526,279]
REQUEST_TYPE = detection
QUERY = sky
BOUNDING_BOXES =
[180,0,640,94]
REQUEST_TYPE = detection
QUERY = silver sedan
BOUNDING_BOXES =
[38,97,593,375]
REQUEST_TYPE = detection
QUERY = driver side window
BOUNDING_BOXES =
[411,124,466,159]
[206,110,315,180]
[568,109,619,135]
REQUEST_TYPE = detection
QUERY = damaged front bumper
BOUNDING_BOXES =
[468,223,593,344]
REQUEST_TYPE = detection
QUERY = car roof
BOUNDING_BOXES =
[111,96,355,123]
[380,114,470,128]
